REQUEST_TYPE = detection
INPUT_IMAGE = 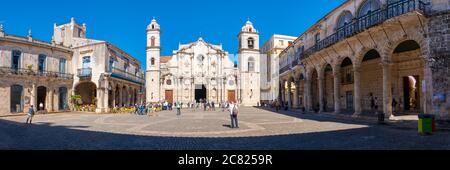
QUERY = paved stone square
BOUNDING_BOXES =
[0,107,448,150]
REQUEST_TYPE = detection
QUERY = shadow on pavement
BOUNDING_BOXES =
[0,117,448,150]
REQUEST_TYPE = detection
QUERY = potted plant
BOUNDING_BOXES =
[25,64,34,75]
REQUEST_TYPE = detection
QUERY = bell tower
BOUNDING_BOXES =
[146,18,161,103]
[238,20,261,106]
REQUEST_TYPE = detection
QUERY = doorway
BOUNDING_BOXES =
[346,91,353,110]
[195,84,207,102]
[228,90,236,103]
[37,86,47,111]
[403,76,420,112]
[165,90,174,103]
[10,85,23,113]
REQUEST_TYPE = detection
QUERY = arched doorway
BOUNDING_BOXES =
[10,85,23,113]
[58,87,68,111]
[360,49,382,113]
[195,84,207,102]
[37,86,47,111]
[391,40,424,114]
[311,69,320,112]
[75,82,97,106]
[340,57,354,112]
[324,64,335,112]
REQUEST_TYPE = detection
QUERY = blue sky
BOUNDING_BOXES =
[1,0,346,69]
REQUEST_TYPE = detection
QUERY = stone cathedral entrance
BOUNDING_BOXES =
[195,84,207,102]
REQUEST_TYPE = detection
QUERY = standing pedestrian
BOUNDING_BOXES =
[176,101,181,116]
[228,102,239,128]
[392,97,398,114]
[26,105,35,124]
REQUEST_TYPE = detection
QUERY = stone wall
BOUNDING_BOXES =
[427,10,450,120]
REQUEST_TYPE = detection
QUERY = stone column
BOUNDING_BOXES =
[96,87,103,113]
[119,86,123,107]
[353,65,362,116]
[305,76,312,111]
[48,87,54,112]
[103,81,109,112]
[287,79,292,108]
[382,61,393,118]
[280,81,285,103]
[293,80,299,109]
[111,85,116,107]
[30,83,37,110]
[318,73,325,113]
[333,69,341,114]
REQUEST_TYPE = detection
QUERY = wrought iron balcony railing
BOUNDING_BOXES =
[111,67,145,85]
[0,66,74,80]
[77,68,92,78]
[280,0,429,74]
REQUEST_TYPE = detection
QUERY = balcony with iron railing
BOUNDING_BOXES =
[111,67,145,85]
[0,66,74,80]
[77,68,92,79]
[280,0,429,74]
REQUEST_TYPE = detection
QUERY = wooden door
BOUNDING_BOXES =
[165,90,174,103]
[228,90,236,103]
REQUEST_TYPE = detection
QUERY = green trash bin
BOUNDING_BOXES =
[418,114,433,135]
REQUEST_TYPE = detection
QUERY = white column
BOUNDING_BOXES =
[353,65,362,116]
[382,61,393,118]
[333,70,341,114]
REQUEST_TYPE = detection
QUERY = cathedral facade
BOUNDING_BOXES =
[145,19,261,106]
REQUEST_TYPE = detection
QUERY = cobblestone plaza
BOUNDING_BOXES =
[0,107,448,150]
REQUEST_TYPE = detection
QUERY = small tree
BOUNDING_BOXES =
[70,95,82,111]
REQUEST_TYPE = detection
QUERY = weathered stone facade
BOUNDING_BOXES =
[0,18,144,114]
[279,0,450,120]
[0,28,73,114]
[146,20,262,106]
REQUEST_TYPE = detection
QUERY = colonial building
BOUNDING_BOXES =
[145,19,262,106]
[0,26,73,114]
[53,18,145,113]
[279,0,450,120]
[0,17,145,114]
[260,35,296,104]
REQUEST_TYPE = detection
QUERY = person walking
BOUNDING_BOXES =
[39,102,44,114]
[392,97,398,114]
[26,105,35,124]
[228,102,239,128]
[176,101,181,116]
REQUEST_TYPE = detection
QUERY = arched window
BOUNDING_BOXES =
[151,25,155,29]
[151,58,155,66]
[357,0,381,17]
[248,37,255,49]
[337,11,353,29]
[248,57,255,72]
[151,36,156,47]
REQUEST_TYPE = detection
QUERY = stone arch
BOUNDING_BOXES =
[356,0,382,17]
[387,39,426,114]
[335,10,354,30]
[74,81,97,106]
[382,33,428,62]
